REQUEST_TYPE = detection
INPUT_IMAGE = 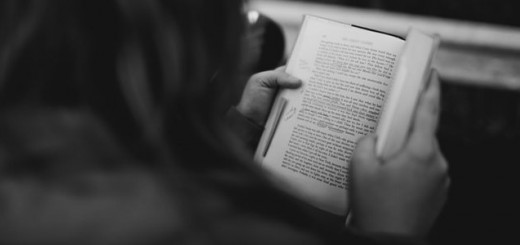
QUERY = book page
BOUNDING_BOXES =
[255,16,405,215]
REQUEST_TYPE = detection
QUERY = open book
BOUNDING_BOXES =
[254,15,439,217]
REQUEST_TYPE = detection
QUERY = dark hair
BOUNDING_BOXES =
[0,0,245,160]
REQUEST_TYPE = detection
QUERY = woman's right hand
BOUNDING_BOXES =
[349,70,450,237]
[236,67,301,126]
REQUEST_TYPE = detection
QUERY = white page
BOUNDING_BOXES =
[256,15,405,215]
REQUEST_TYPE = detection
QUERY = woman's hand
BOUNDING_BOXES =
[349,70,450,237]
[236,67,301,126]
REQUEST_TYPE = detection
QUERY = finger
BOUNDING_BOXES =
[406,69,441,151]
[352,135,380,168]
[253,70,302,89]
[275,66,286,72]
[276,72,302,89]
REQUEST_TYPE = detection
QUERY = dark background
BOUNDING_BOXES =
[296,0,520,27]
[434,82,520,244]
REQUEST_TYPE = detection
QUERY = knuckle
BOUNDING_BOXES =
[428,154,449,181]
[434,163,449,181]
[438,156,449,174]
[408,143,436,163]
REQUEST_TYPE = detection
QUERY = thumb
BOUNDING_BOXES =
[406,69,440,155]
[252,69,302,89]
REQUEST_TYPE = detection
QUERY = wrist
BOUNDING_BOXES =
[349,213,428,239]
[345,226,428,245]
[225,106,264,152]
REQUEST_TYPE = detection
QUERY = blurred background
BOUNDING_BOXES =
[248,0,520,244]
[282,0,520,27]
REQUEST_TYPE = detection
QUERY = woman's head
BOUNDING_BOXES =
[0,0,246,160]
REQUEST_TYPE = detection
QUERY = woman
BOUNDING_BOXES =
[0,0,449,244]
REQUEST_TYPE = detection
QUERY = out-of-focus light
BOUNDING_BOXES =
[248,10,260,24]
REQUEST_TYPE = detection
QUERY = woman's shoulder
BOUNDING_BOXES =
[0,107,184,243]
